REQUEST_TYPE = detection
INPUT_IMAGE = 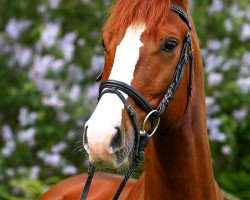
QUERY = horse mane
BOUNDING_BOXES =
[103,0,180,33]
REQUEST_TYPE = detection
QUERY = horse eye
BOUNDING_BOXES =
[162,39,178,52]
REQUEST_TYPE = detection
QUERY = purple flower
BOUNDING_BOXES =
[2,140,16,157]
[29,166,41,180]
[221,145,232,155]
[207,39,222,51]
[43,153,62,167]
[62,165,78,175]
[18,107,38,127]
[207,72,223,87]
[17,128,36,146]
[40,22,61,48]
[86,83,99,101]
[69,84,81,102]
[233,108,248,121]
[1,125,13,141]
[51,141,68,153]
[237,77,250,94]
[241,23,250,41]
[49,0,61,9]
[59,32,77,62]
[5,18,31,40]
[208,0,224,14]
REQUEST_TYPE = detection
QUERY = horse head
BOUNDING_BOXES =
[83,0,193,170]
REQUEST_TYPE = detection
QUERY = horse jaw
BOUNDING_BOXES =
[84,24,146,169]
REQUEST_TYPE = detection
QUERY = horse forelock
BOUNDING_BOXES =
[103,0,173,34]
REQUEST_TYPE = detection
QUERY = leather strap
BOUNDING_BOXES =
[99,80,154,113]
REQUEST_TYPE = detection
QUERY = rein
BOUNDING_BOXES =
[80,4,193,200]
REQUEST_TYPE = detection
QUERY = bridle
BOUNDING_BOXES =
[80,4,194,200]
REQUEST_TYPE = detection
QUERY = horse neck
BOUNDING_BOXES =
[143,28,218,200]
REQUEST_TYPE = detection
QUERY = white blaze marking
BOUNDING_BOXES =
[86,24,145,151]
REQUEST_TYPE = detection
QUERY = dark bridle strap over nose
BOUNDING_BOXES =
[80,4,193,200]
[99,80,154,113]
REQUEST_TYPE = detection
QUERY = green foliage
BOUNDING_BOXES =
[192,1,250,199]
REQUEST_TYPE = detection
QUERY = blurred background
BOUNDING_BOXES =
[0,0,249,199]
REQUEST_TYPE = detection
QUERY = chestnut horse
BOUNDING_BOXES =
[40,0,224,199]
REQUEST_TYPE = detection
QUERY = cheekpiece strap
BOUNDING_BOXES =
[170,4,191,30]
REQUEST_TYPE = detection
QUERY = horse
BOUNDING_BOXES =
[40,0,224,199]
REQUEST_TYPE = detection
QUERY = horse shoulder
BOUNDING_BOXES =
[39,173,136,200]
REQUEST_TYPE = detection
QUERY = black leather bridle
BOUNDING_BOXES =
[80,4,194,200]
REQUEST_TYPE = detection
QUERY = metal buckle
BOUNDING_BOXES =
[140,110,160,137]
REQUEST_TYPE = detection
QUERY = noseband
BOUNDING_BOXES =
[81,4,194,200]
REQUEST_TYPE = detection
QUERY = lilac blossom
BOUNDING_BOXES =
[12,44,33,68]
[207,39,222,51]
[204,53,224,73]
[30,55,54,79]
[18,107,38,127]
[37,4,47,15]
[88,55,104,76]
[67,65,84,83]
[42,94,65,109]
[206,97,220,115]
[81,0,91,5]
[29,166,41,180]
[36,79,57,95]
[209,130,226,142]
[221,145,232,155]
[224,19,233,32]
[51,141,68,153]
[207,118,226,142]
[243,52,250,66]
[59,32,77,62]
[17,128,36,146]
[62,165,78,175]
[37,150,64,167]
[6,168,15,177]
[5,18,31,40]
[233,108,248,121]
[40,22,61,48]
[51,59,65,73]
[240,23,250,41]
[208,0,224,14]
[207,72,223,87]
[86,83,99,101]
[237,77,250,94]
[1,125,16,157]
[69,84,81,102]
[49,0,61,9]
[1,125,13,141]
[2,140,16,157]
[230,2,244,18]
[77,38,86,47]
[57,112,70,123]
[222,58,238,71]
[43,153,63,167]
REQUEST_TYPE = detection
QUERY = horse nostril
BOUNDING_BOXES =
[83,125,89,153]
[110,127,123,153]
